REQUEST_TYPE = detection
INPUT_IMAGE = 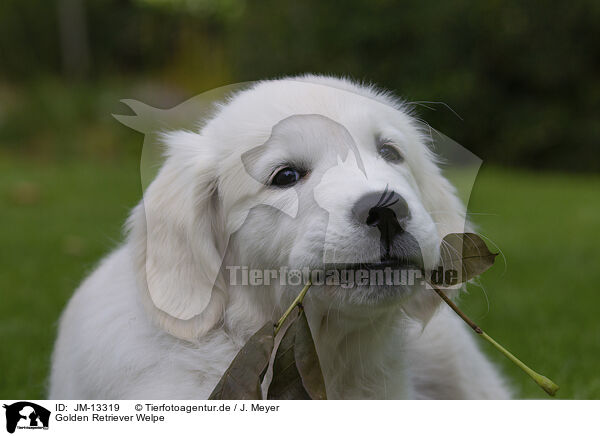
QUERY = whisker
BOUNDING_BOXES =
[383,197,399,208]
[381,188,395,207]
[471,231,507,277]
[375,185,389,207]
[408,100,464,121]
[467,278,491,319]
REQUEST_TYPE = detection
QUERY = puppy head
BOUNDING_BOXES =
[128,76,468,340]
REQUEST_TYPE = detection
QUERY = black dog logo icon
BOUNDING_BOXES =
[3,402,50,433]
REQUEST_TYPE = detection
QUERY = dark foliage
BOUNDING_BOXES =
[0,0,598,170]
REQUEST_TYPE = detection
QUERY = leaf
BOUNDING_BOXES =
[293,308,327,400]
[268,308,327,400]
[267,310,309,400]
[208,322,274,400]
[438,233,498,285]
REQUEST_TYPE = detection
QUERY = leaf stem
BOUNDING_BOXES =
[479,330,559,396]
[274,280,312,335]
[432,286,482,334]
[431,285,559,396]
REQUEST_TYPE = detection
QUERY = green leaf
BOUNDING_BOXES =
[208,322,274,400]
[268,308,327,400]
[439,233,498,284]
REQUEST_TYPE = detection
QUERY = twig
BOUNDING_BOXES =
[274,280,312,335]
[432,286,482,334]
[431,284,559,396]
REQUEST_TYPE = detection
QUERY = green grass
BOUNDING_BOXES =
[0,156,598,399]
[461,166,600,399]
[0,156,141,399]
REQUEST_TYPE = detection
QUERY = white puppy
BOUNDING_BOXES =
[50,76,510,399]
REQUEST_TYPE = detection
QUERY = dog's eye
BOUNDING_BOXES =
[270,167,303,187]
[378,143,403,163]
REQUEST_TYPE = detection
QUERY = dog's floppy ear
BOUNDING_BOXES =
[127,130,226,341]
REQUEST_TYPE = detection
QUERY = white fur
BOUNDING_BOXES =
[50,76,510,399]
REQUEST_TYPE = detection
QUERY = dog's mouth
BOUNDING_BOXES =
[309,254,426,299]
[327,254,424,273]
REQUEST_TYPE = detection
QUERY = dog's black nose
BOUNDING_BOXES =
[366,206,404,238]
[352,187,410,254]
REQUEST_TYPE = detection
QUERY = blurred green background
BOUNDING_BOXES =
[0,0,598,399]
